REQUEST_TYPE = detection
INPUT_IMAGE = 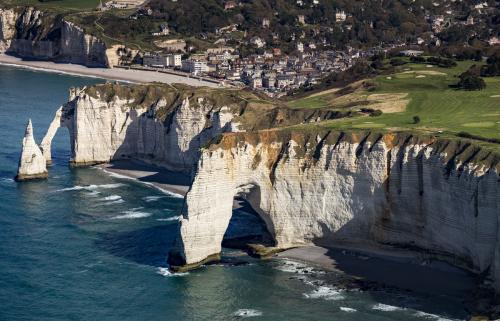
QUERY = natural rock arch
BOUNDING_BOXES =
[169,180,277,270]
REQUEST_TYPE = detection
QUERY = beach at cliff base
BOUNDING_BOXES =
[97,160,190,197]
[0,54,218,87]
[278,245,476,299]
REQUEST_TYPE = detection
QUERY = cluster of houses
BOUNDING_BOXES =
[97,0,145,10]
[141,45,355,97]
[119,0,498,94]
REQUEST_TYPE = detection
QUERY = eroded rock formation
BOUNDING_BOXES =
[170,130,500,291]
[0,7,111,67]
[15,119,48,181]
[24,82,500,298]
[37,83,344,173]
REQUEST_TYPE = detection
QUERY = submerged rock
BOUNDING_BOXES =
[15,119,48,181]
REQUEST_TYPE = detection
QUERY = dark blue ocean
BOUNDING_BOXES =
[0,65,469,321]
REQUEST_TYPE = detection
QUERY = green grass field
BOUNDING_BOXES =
[288,60,500,149]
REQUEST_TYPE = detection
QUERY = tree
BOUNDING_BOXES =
[456,67,486,91]
[413,116,421,124]
[457,75,486,91]
[390,58,406,66]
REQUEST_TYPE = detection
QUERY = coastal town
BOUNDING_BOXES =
[94,0,499,96]
[1,0,500,320]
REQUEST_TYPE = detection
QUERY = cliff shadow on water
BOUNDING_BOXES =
[95,224,180,267]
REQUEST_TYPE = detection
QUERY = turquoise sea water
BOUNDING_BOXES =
[0,65,470,321]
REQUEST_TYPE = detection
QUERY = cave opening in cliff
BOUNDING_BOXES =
[221,184,275,253]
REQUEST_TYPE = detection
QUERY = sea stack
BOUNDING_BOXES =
[15,119,48,181]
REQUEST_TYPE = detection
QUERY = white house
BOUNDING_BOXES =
[250,37,266,48]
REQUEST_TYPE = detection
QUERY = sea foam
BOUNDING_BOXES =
[143,195,165,202]
[413,311,458,321]
[372,303,405,311]
[101,195,122,201]
[112,207,151,219]
[233,309,263,318]
[340,307,357,312]
[156,267,189,277]
[57,183,124,192]
[303,286,344,300]
[156,216,181,222]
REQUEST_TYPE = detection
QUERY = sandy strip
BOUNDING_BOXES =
[97,160,190,197]
[0,54,218,87]
[97,161,255,212]
[278,245,475,297]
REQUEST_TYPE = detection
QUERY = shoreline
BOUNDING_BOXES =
[277,245,476,299]
[94,161,476,302]
[0,54,219,87]
[96,160,190,197]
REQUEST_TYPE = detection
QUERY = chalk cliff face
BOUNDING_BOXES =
[36,84,244,172]
[15,119,48,181]
[28,83,500,296]
[0,7,109,67]
[39,83,344,173]
[171,130,500,290]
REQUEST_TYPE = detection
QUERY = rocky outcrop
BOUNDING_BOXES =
[27,82,500,296]
[170,130,500,291]
[0,8,16,52]
[15,119,48,181]
[33,84,242,172]
[37,83,346,173]
[40,106,62,165]
[0,7,110,67]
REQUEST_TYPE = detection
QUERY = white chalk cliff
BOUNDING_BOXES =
[15,119,48,181]
[0,7,111,67]
[26,83,500,300]
[35,84,251,173]
[171,131,500,291]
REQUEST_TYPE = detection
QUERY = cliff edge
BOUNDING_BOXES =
[0,7,110,67]
[170,129,500,295]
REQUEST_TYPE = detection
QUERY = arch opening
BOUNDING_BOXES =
[222,184,276,255]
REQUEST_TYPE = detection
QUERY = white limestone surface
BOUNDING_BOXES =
[16,119,48,181]
[0,8,111,67]
[39,87,241,172]
[176,132,500,291]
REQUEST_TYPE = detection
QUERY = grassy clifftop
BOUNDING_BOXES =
[288,60,500,146]
[81,82,356,131]
[79,57,500,159]
[207,129,500,175]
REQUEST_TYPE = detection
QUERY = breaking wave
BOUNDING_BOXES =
[104,199,125,205]
[156,267,189,277]
[57,183,124,192]
[101,195,122,201]
[413,311,458,321]
[274,259,323,274]
[303,286,344,300]
[112,207,151,219]
[143,195,165,202]
[156,215,181,222]
[233,309,263,318]
[340,307,357,312]
[372,303,405,312]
